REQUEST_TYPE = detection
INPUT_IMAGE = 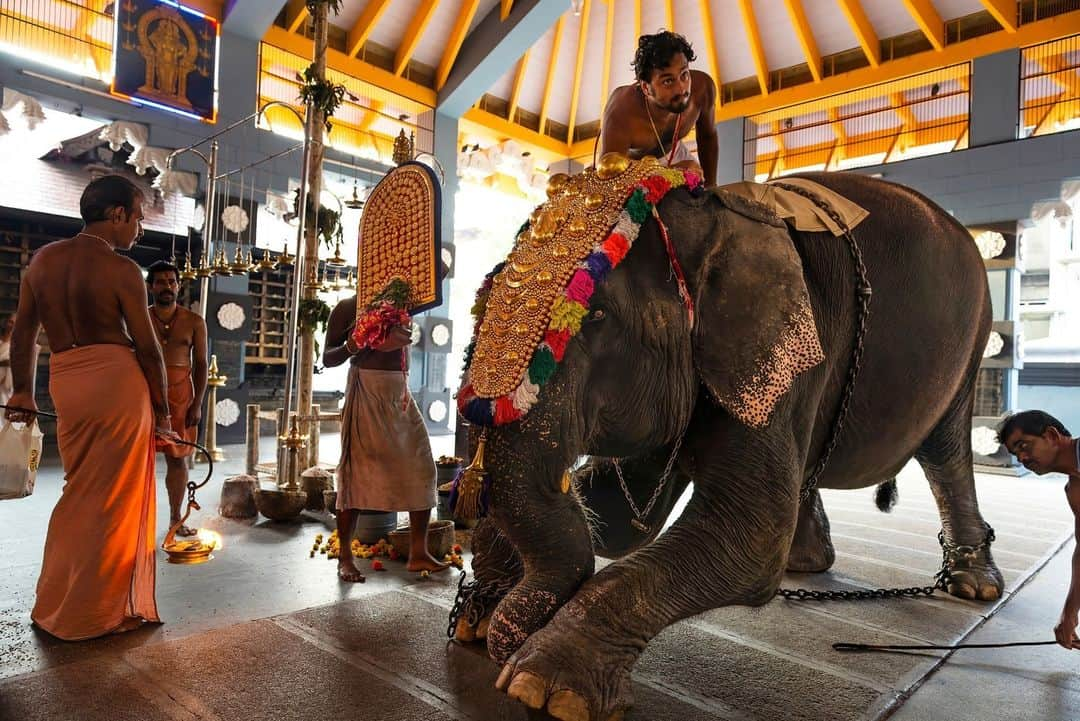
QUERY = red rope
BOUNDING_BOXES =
[653,207,694,328]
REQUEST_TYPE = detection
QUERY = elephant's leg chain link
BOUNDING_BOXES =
[769,181,872,503]
[777,525,996,601]
[612,434,685,534]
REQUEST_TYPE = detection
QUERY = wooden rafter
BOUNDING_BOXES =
[783,0,821,82]
[836,0,880,68]
[284,0,308,34]
[501,0,513,21]
[539,17,565,135]
[358,100,385,132]
[754,112,968,177]
[1033,56,1080,135]
[436,0,480,90]
[697,0,722,108]
[567,0,592,143]
[980,0,1018,33]
[508,50,530,121]
[394,0,441,76]
[664,0,674,31]
[600,0,614,117]
[738,0,769,95]
[886,92,918,160]
[902,0,944,51]
[633,0,641,50]
[347,0,393,58]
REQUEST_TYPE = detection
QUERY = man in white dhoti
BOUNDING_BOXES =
[323,295,447,582]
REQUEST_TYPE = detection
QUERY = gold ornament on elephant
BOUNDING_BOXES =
[468,153,659,398]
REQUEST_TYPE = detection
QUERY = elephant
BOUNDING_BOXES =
[453,166,1003,721]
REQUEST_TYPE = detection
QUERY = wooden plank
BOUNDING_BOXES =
[436,0,481,90]
[567,0,592,142]
[738,0,769,95]
[539,16,565,134]
[836,0,880,67]
[394,0,441,76]
[783,0,821,82]
[902,0,945,51]
[346,0,393,58]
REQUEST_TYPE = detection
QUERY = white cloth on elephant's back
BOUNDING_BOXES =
[720,178,869,236]
[336,367,437,512]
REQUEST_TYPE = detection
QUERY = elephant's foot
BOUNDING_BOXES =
[940,546,1004,601]
[786,488,835,573]
[496,608,636,721]
[487,585,567,663]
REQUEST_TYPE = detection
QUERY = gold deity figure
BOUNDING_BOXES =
[136,9,198,108]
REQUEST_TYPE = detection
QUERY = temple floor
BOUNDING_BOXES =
[1,439,1078,721]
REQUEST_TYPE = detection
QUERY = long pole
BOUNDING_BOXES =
[198,140,218,319]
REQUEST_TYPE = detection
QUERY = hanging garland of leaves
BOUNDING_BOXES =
[298,297,333,356]
[297,65,346,133]
[292,188,344,249]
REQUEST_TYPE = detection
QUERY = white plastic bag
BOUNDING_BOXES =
[0,419,43,500]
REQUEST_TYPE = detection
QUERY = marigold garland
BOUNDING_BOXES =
[457,166,702,427]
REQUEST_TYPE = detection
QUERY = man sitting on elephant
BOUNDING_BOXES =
[999,410,1080,650]
[599,30,719,185]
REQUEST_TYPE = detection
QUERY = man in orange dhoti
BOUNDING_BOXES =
[6,175,172,640]
[147,260,208,537]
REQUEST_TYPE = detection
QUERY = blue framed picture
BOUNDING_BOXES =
[111,0,219,122]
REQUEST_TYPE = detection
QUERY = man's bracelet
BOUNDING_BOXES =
[344,338,360,355]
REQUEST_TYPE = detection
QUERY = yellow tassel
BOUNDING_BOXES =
[454,430,489,520]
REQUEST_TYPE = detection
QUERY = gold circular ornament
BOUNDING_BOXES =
[584,193,604,212]
[537,270,553,283]
[547,173,570,197]
[596,152,630,180]
[568,217,587,235]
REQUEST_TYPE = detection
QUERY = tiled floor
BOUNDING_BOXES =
[0,440,1076,721]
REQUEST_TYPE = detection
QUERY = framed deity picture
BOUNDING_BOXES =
[110,0,220,122]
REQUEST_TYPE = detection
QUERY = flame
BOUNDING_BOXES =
[196,529,223,551]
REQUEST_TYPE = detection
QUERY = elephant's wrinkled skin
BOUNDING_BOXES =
[458,172,1001,721]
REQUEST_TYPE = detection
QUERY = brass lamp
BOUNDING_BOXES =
[180,253,198,281]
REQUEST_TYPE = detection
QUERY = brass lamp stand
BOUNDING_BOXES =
[201,354,227,462]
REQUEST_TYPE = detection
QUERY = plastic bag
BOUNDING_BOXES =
[0,419,43,500]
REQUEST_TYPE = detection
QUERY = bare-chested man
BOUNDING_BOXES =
[999,410,1080,650]
[5,174,171,640]
[323,294,448,582]
[599,30,719,186]
[146,260,207,538]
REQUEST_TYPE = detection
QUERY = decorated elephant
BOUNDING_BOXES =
[450,155,1002,721]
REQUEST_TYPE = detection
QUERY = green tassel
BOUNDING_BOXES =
[528,347,556,385]
[626,188,651,224]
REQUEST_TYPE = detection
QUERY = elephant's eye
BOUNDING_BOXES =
[590,309,605,321]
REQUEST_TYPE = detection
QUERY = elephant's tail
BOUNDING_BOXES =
[875,478,899,512]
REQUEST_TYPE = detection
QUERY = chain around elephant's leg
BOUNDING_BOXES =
[451,517,523,641]
[916,372,1004,601]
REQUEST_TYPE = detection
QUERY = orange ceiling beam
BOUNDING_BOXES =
[664,0,674,31]
[980,0,1018,33]
[539,16,565,134]
[902,0,945,51]
[600,0,614,118]
[567,0,593,143]
[436,0,480,90]
[783,0,821,82]
[697,0,722,108]
[738,0,769,96]
[394,0,441,76]
[501,0,513,21]
[1033,56,1080,135]
[633,0,641,49]
[508,50,530,121]
[836,0,880,68]
[284,0,308,33]
[714,11,1080,124]
[346,0,393,58]
[464,107,571,159]
[263,25,437,107]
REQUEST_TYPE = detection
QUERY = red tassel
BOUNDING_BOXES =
[654,208,694,328]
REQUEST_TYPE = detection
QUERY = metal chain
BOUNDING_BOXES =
[777,526,995,602]
[446,569,520,639]
[770,182,873,502]
[612,434,685,530]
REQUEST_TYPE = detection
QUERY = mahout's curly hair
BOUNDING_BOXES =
[632,30,696,83]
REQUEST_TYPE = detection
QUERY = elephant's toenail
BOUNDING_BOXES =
[547,690,589,721]
[507,671,547,708]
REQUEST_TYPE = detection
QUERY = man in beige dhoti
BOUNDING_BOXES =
[323,295,447,582]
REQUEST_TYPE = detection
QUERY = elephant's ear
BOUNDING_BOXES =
[693,191,824,428]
